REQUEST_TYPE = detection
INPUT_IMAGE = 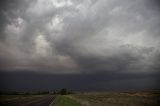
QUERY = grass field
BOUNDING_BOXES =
[53,91,160,106]
[0,95,48,106]
[72,91,160,106]
[54,95,83,106]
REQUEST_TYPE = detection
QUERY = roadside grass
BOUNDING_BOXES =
[0,95,47,106]
[54,95,84,106]
[73,91,160,106]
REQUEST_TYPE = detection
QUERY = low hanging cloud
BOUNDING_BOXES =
[0,0,160,74]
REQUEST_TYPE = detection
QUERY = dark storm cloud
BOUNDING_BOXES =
[146,0,160,12]
[0,0,160,75]
[146,0,160,41]
[0,71,160,91]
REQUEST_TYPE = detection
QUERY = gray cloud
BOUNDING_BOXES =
[146,0,160,12]
[0,0,160,75]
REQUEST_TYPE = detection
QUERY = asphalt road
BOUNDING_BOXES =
[22,95,56,106]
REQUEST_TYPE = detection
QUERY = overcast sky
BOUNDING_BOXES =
[0,0,160,91]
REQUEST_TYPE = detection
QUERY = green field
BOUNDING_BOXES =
[54,95,83,106]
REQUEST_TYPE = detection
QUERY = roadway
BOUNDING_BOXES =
[21,95,56,106]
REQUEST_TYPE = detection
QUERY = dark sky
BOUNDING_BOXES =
[0,0,160,91]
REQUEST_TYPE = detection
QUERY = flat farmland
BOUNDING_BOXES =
[0,91,160,106]
[70,91,160,106]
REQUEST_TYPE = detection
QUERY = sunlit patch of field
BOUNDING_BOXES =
[0,95,48,106]
[72,91,160,106]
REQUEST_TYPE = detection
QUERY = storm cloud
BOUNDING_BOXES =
[0,0,160,90]
[0,71,160,91]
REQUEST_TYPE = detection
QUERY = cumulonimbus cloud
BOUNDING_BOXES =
[0,0,160,74]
